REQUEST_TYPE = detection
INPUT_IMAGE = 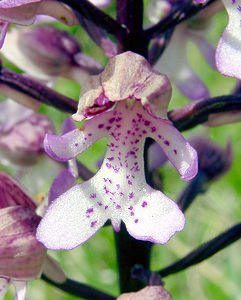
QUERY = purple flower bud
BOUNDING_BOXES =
[117,286,172,300]
[0,100,53,166]
[190,136,233,181]
[0,0,78,47]
[2,26,102,83]
[0,172,47,299]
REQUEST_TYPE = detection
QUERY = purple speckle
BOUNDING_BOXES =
[144,120,150,126]
[107,157,114,161]
[173,149,177,155]
[91,221,97,228]
[128,180,133,185]
[106,126,111,130]
[90,193,96,199]
[164,140,170,146]
[129,192,134,200]
[88,133,92,136]
[104,205,108,210]
[142,201,148,208]
[116,204,121,209]
[98,124,104,129]
[75,143,79,147]
[106,162,112,169]
[151,127,156,132]
[86,208,94,214]
[134,219,139,223]
[109,117,115,123]
[128,206,133,210]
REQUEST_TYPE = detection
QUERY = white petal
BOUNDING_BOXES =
[13,281,27,300]
[0,278,8,300]
[150,119,198,180]
[216,0,241,79]
[37,183,108,250]
[123,186,185,244]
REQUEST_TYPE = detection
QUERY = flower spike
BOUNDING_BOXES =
[37,52,198,250]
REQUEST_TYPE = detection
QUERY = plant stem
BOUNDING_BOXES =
[116,0,147,56]
[145,0,217,40]
[158,223,241,277]
[169,94,241,131]
[115,224,152,293]
[177,171,207,212]
[0,67,77,113]
[42,275,115,300]
[60,0,125,36]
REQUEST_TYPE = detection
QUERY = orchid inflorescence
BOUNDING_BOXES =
[0,1,240,299]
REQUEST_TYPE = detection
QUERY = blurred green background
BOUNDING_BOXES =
[3,4,241,300]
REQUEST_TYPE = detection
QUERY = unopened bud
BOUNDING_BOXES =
[117,286,172,300]
[190,136,232,180]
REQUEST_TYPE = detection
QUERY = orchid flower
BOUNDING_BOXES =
[0,172,66,300]
[37,52,198,250]
[1,26,102,88]
[0,0,77,48]
[148,0,219,100]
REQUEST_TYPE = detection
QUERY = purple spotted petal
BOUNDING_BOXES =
[38,101,197,249]
[123,186,184,244]
[48,169,76,204]
[149,119,198,181]
[44,119,105,161]
[37,183,108,250]
[216,0,241,79]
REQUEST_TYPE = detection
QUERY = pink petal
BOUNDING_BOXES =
[0,172,36,209]
[37,183,107,250]
[123,186,185,244]
[0,206,46,280]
